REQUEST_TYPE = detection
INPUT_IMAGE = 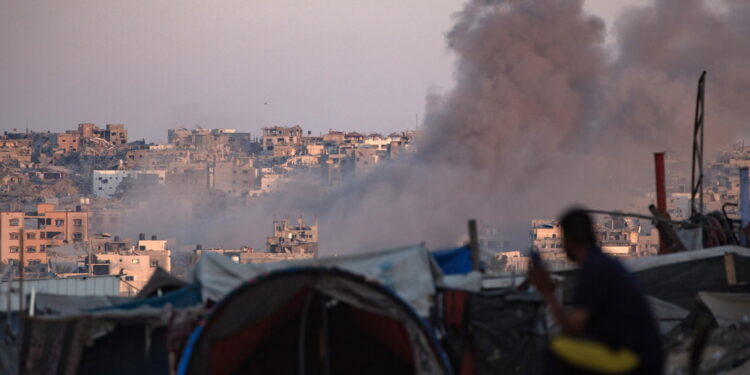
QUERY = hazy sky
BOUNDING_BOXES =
[0,0,646,142]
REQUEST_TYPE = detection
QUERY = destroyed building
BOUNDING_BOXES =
[92,169,166,198]
[266,217,319,254]
[78,123,128,146]
[262,125,304,152]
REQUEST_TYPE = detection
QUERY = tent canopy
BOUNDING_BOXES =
[180,267,452,375]
[191,245,444,316]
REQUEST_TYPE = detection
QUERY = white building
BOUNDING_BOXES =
[92,170,166,198]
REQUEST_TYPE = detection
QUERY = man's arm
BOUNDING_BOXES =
[540,289,589,335]
[528,263,590,335]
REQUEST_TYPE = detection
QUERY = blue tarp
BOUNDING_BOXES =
[87,284,202,313]
[432,246,473,275]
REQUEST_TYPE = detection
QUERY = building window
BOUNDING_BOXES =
[150,260,158,267]
[9,246,18,253]
[131,259,140,264]
[73,233,83,241]
[40,245,46,253]
[55,219,64,226]
[40,232,46,239]
[26,232,36,240]
[9,232,19,240]
[124,276,134,281]
[9,219,19,226]
[26,246,36,253]
[73,219,83,226]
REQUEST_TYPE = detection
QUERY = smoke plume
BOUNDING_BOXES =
[121,0,750,254]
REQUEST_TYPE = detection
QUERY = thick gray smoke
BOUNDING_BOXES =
[121,0,750,254]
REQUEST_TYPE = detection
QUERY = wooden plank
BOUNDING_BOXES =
[724,252,737,286]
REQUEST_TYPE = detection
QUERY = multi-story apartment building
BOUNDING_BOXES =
[92,170,167,198]
[530,216,642,264]
[167,128,253,153]
[54,132,81,154]
[266,217,319,255]
[78,123,128,146]
[0,203,88,267]
[212,158,257,195]
[89,236,172,295]
[262,126,303,152]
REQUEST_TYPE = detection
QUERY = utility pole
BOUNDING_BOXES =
[468,220,480,272]
[19,228,24,313]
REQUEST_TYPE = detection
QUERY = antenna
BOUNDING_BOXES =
[690,71,706,219]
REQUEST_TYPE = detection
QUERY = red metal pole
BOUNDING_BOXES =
[654,153,667,255]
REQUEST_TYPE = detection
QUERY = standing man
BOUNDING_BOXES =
[529,208,664,375]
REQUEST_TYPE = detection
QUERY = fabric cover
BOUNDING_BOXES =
[182,268,451,375]
[432,247,474,275]
[191,245,440,316]
[469,290,546,375]
[698,292,750,326]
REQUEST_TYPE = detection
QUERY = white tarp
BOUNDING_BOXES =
[698,291,750,327]
[191,244,441,316]
[647,296,689,333]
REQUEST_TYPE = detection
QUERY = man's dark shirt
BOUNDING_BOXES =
[571,248,664,374]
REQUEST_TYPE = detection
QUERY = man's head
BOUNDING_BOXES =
[560,208,597,262]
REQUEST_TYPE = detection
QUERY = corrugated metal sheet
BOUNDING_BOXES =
[0,275,121,311]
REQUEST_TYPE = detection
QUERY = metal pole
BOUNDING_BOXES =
[655,153,668,254]
[690,71,706,218]
[740,167,749,246]
[18,228,24,313]
[468,220,480,271]
[88,240,93,276]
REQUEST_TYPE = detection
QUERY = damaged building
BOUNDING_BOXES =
[266,217,319,255]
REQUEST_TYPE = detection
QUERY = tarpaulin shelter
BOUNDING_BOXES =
[191,245,453,317]
[625,246,750,310]
[179,267,453,375]
[438,287,546,375]
[433,246,474,275]
[698,291,750,326]
[19,279,203,375]
[560,246,750,310]
[136,266,188,298]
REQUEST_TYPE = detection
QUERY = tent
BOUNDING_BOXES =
[20,279,203,375]
[136,267,188,298]
[179,267,453,375]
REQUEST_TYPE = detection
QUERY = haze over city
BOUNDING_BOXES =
[2,0,654,141]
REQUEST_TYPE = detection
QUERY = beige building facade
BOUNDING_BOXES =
[0,203,88,267]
